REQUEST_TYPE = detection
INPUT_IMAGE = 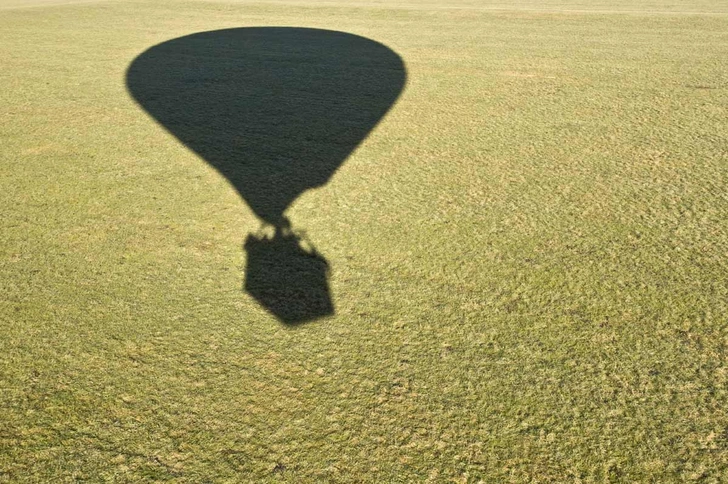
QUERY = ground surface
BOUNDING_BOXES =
[1,0,728,481]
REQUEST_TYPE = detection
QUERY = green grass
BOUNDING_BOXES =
[2,0,728,481]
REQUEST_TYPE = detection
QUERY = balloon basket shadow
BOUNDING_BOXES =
[244,226,333,325]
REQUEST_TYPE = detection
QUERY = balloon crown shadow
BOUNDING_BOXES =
[126,27,406,324]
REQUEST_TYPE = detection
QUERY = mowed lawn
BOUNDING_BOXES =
[2,0,728,481]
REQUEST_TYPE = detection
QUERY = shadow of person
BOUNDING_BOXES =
[126,27,406,324]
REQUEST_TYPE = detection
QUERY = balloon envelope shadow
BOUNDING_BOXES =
[126,27,406,324]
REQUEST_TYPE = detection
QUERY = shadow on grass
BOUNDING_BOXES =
[126,27,406,324]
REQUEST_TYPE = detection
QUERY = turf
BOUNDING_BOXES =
[1,0,728,481]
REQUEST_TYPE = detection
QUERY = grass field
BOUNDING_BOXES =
[2,0,728,481]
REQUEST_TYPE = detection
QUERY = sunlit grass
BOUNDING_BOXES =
[1,0,727,481]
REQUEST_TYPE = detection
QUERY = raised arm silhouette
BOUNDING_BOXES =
[126,27,406,324]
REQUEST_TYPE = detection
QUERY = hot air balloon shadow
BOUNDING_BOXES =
[126,27,406,324]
